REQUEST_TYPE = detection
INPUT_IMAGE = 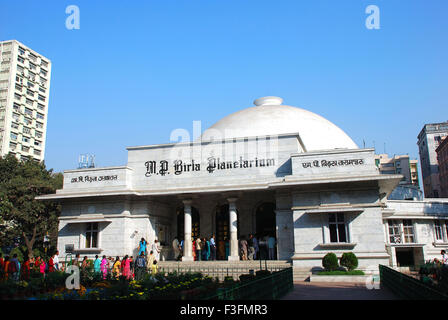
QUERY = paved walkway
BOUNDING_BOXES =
[281,282,398,300]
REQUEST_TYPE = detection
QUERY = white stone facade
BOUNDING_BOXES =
[37,97,448,272]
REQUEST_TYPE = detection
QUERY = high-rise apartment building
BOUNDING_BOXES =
[417,122,448,198]
[0,40,51,162]
[375,154,420,187]
[436,136,448,198]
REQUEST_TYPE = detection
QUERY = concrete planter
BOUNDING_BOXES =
[309,275,372,283]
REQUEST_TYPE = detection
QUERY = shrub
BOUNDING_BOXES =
[340,252,358,271]
[256,270,271,278]
[239,274,255,282]
[322,253,339,271]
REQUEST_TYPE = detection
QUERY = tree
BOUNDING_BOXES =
[0,154,62,259]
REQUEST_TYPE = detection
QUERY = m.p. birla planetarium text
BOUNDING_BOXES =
[144,156,275,177]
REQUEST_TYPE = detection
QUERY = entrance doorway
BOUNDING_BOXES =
[396,248,414,267]
[215,204,239,260]
[176,206,200,241]
[255,202,276,260]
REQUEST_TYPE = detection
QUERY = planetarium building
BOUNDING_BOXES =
[39,96,413,272]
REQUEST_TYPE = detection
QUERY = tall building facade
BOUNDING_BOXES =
[375,153,419,186]
[417,122,448,198]
[0,40,51,162]
[436,137,448,198]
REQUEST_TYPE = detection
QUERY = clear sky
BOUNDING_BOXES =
[1,0,447,180]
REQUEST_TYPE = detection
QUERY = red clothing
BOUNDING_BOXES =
[0,258,4,269]
[22,261,31,280]
[48,257,55,272]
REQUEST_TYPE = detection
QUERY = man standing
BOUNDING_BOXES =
[253,234,259,260]
[210,235,217,261]
[247,234,255,260]
[267,235,276,260]
[134,252,147,281]
[53,251,60,271]
[172,237,180,261]
[152,239,161,261]
[9,254,20,281]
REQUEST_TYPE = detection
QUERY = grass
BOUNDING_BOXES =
[316,270,365,276]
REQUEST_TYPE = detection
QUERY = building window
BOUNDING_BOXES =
[22,136,30,143]
[37,103,45,111]
[329,213,347,243]
[402,220,415,243]
[388,221,402,244]
[85,223,99,248]
[21,145,29,152]
[12,113,20,121]
[23,127,31,135]
[14,93,21,100]
[38,94,45,102]
[388,220,415,244]
[34,140,42,147]
[40,69,47,77]
[36,122,43,129]
[35,131,43,138]
[36,113,44,120]
[18,47,25,55]
[11,122,19,130]
[10,133,17,141]
[26,98,33,106]
[34,149,41,156]
[24,117,32,125]
[25,107,33,116]
[9,142,16,150]
[434,220,445,241]
[17,56,25,64]
[29,62,37,70]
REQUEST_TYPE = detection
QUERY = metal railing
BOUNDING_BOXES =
[379,265,448,300]
[159,261,290,281]
[204,267,294,300]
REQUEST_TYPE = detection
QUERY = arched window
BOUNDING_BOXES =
[176,206,200,240]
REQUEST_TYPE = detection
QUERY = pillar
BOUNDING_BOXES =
[182,199,194,261]
[228,197,239,261]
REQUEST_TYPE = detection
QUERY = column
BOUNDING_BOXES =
[182,199,194,261]
[228,197,239,261]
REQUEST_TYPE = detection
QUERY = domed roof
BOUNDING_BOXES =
[200,96,358,151]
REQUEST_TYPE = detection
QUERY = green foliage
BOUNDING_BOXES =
[340,252,358,271]
[9,247,24,263]
[0,154,62,257]
[316,270,365,275]
[322,253,339,271]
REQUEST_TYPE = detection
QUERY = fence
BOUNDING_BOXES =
[205,267,294,300]
[379,264,448,300]
[159,261,290,282]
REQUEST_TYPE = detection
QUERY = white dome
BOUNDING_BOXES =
[200,96,358,151]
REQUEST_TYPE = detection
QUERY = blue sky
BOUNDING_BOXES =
[1,0,447,182]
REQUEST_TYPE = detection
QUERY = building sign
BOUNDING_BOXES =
[144,156,276,177]
[70,175,118,183]
[301,158,365,169]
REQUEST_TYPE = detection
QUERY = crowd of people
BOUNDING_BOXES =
[171,233,277,261]
[0,250,61,282]
[0,233,278,283]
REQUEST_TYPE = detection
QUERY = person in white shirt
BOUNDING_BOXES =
[53,251,60,271]
[152,239,161,261]
[441,250,448,265]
